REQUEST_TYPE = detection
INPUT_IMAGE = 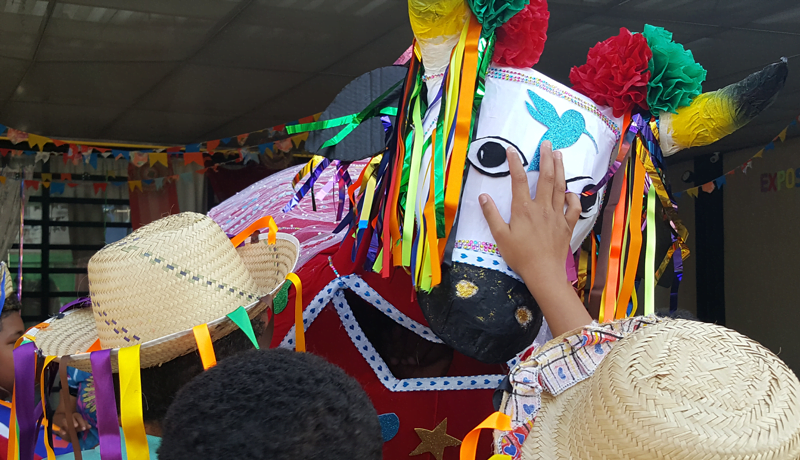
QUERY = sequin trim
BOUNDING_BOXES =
[422,72,445,82]
[455,239,501,257]
[487,68,621,140]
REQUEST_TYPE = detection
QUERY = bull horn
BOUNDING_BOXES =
[658,57,789,156]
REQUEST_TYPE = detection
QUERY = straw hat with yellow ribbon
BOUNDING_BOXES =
[459,316,800,460]
[29,212,300,371]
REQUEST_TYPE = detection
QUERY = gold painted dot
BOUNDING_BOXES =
[455,280,479,299]
[516,307,532,326]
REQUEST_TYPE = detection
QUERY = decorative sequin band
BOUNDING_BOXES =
[328,256,342,279]
[422,72,445,82]
[487,67,621,140]
[455,240,501,257]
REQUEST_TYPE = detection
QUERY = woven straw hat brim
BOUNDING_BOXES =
[30,216,299,372]
[515,320,800,460]
[28,295,269,373]
[2,262,13,299]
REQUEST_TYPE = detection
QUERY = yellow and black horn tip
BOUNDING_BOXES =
[722,57,789,122]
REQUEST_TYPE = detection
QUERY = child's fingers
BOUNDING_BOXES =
[479,194,508,237]
[535,141,555,207]
[552,149,566,212]
[507,147,531,211]
[565,192,581,233]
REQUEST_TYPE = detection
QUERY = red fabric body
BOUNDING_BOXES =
[272,232,501,460]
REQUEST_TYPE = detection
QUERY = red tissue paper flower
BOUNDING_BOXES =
[569,28,652,118]
[493,0,549,68]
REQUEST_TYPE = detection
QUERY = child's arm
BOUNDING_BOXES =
[479,141,592,337]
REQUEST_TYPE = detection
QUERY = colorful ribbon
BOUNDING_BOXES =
[90,349,122,460]
[644,183,657,316]
[192,324,217,370]
[12,341,36,460]
[230,215,278,247]
[39,356,57,460]
[286,273,305,352]
[119,345,150,460]
[227,306,259,350]
[460,412,511,460]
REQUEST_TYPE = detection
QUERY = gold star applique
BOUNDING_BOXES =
[409,418,462,460]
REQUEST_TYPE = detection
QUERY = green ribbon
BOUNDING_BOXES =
[226,306,260,349]
[285,80,403,150]
[644,184,656,316]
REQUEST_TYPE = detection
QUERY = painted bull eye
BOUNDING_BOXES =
[566,177,600,220]
[467,136,528,177]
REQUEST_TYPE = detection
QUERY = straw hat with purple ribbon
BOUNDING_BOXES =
[29,212,299,371]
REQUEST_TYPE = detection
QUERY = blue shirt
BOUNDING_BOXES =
[55,428,161,460]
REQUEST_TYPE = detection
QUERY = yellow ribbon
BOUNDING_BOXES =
[119,345,150,460]
[39,356,57,460]
[286,273,305,352]
[644,184,657,316]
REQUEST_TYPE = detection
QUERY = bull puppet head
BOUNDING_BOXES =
[300,0,788,364]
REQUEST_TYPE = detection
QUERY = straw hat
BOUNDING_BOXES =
[1,261,13,301]
[30,212,299,372]
[498,318,800,460]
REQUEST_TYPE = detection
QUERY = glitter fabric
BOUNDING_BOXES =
[455,280,479,299]
[208,160,368,268]
[487,67,621,140]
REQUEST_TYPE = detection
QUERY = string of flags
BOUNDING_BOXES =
[0,112,321,169]
[0,156,250,195]
[674,114,800,198]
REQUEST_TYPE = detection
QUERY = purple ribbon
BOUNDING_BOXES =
[282,158,332,213]
[14,342,37,460]
[90,349,123,460]
[60,297,91,313]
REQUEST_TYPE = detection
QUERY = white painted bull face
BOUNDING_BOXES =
[453,66,623,279]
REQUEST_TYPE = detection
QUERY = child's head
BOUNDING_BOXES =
[158,348,383,460]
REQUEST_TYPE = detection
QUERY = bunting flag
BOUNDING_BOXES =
[676,115,799,198]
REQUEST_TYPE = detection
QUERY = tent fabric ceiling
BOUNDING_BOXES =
[0,0,798,158]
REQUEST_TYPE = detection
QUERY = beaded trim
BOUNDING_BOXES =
[328,256,341,279]
[455,239,501,257]
[487,68,621,140]
[422,72,445,82]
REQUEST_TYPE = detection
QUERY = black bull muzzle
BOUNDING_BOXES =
[417,262,543,364]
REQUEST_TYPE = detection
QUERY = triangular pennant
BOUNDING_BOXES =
[149,152,168,167]
[0,176,5,185]
[195,168,207,174]
[207,140,220,152]
[0,124,5,135]
[128,180,143,192]
[154,178,165,190]
[298,115,315,124]
[7,128,28,144]
[142,179,154,185]
[166,147,181,154]
[779,127,788,142]
[701,182,715,193]
[236,149,244,163]
[132,152,148,167]
[95,148,111,154]
[180,172,193,182]
[244,152,259,165]
[35,152,50,164]
[93,183,108,195]
[87,153,98,170]
[61,173,72,181]
[753,149,764,158]
[221,137,232,145]
[727,170,735,176]
[111,181,126,187]
[686,187,699,198]
[237,134,249,146]
[67,182,78,188]
[714,176,727,189]
[275,138,293,153]
[50,182,65,195]
[274,124,285,132]
[186,143,201,153]
[741,160,753,174]
[51,139,65,147]
[23,150,35,156]
[41,173,52,187]
[673,191,683,198]
[292,132,309,148]
[24,180,39,191]
[0,149,9,157]
[184,152,204,166]
[765,142,776,151]
[258,143,274,156]
[27,134,50,151]
[313,112,321,122]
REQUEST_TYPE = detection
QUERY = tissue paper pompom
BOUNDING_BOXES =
[642,24,707,114]
[467,0,529,36]
[493,0,550,68]
[569,28,652,118]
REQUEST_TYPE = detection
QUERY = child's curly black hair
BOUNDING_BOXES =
[158,348,383,460]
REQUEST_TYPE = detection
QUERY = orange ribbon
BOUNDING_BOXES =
[604,168,628,322]
[286,273,305,352]
[230,215,278,247]
[441,15,482,257]
[192,324,217,370]
[616,154,647,317]
[460,412,511,460]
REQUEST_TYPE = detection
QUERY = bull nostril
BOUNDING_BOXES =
[515,307,533,327]
[455,280,479,299]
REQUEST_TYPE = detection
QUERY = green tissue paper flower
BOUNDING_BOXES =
[642,24,707,115]
[468,0,529,36]
[272,280,291,314]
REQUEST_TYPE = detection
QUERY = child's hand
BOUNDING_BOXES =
[479,141,592,336]
[53,411,90,441]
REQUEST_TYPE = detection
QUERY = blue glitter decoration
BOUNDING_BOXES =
[378,413,400,442]
[525,89,598,171]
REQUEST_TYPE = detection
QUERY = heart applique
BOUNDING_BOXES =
[503,445,518,456]
[364,292,371,297]
[310,308,316,314]
[523,404,535,415]
[327,288,332,293]
[595,343,604,354]
[513,433,526,444]
[349,325,355,330]
[558,368,566,380]
[477,257,484,262]
[355,335,361,341]
[460,253,468,259]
